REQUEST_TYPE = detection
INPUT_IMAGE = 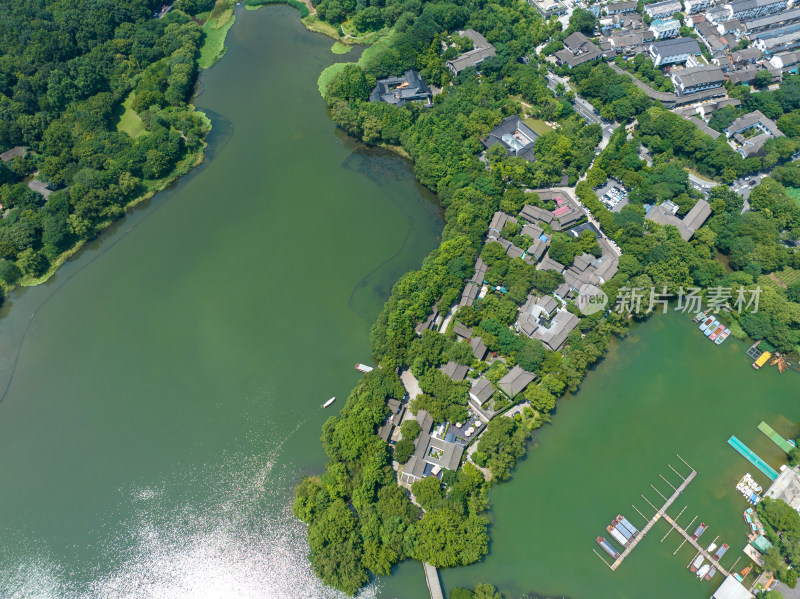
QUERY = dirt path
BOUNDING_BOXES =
[298,0,316,15]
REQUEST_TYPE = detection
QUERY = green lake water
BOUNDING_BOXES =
[443,309,800,599]
[0,6,437,598]
[1,7,799,599]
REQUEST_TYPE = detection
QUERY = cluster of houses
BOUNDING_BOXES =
[459,188,620,354]
[368,29,497,110]
[546,0,800,106]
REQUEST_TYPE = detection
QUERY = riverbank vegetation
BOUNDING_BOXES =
[757,497,800,586]
[0,1,215,292]
[198,0,236,68]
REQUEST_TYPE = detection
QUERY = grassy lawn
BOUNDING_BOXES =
[524,117,554,136]
[317,62,352,96]
[302,15,342,40]
[759,267,800,290]
[786,186,800,207]
[332,41,351,54]
[116,91,147,138]
[198,0,235,69]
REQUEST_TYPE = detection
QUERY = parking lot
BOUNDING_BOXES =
[595,179,629,213]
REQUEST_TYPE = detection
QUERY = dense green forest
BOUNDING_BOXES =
[0,0,212,290]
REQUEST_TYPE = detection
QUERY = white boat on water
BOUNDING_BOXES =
[355,363,373,373]
[322,397,336,408]
[707,543,717,553]
[697,564,711,579]
[690,556,704,572]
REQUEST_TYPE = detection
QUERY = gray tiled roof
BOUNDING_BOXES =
[538,255,566,273]
[469,377,495,405]
[369,69,432,107]
[470,337,488,360]
[650,37,701,57]
[520,204,554,224]
[536,295,559,315]
[482,116,538,161]
[497,365,537,397]
[441,361,469,382]
[446,29,497,74]
[453,322,474,339]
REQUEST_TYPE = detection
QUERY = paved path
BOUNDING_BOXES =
[609,63,677,105]
[400,369,422,401]
[423,563,444,599]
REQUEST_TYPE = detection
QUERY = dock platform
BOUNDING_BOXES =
[423,562,444,599]
[758,421,794,454]
[661,513,730,578]
[728,436,778,480]
[609,469,696,570]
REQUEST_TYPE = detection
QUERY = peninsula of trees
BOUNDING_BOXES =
[292,0,800,595]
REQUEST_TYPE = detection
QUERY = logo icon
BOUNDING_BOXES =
[576,284,608,315]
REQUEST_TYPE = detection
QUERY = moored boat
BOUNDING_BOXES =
[709,324,725,341]
[607,525,629,546]
[617,515,639,536]
[713,544,729,560]
[704,320,719,337]
[597,536,620,559]
[322,397,336,408]
[355,363,373,373]
[692,523,707,539]
[707,542,717,553]
[699,316,715,331]
[690,555,704,572]
[693,310,707,323]
[715,328,730,345]
[697,564,711,579]
[614,522,633,540]
[705,566,717,581]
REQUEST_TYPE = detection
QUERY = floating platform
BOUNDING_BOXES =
[758,421,794,454]
[728,436,778,480]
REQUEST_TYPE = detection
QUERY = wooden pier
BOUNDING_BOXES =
[608,468,697,571]
[423,562,445,599]
[661,513,730,578]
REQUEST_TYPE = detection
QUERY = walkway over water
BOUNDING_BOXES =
[606,468,697,571]
[758,421,794,454]
[424,562,444,599]
[728,436,779,480]
[660,513,730,579]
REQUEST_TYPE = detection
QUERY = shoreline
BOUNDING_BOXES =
[14,112,211,292]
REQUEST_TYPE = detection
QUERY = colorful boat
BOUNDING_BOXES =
[355,363,373,373]
[697,564,711,579]
[714,544,729,560]
[705,566,717,581]
[692,523,708,539]
[715,328,731,345]
[709,324,725,341]
[699,316,715,331]
[690,555,704,572]
[693,311,705,322]
[704,320,720,337]
[597,536,620,559]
